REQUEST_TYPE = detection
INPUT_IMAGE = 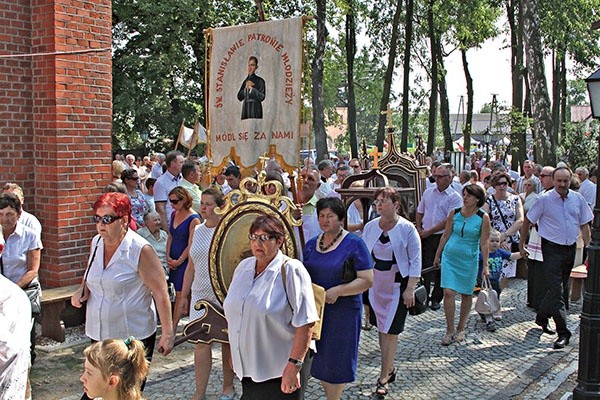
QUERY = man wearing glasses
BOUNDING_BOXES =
[349,159,362,173]
[415,164,463,311]
[154,151,184,231]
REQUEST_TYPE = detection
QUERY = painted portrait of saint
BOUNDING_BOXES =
[237,56,266,120]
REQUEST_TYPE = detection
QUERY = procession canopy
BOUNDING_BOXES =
[205,17,305,176]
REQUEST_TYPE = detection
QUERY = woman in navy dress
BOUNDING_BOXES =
[167,187,201,329]
[303,197,373,400]
[434,184,490,345]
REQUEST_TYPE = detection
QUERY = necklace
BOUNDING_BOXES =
[319,229,343,252]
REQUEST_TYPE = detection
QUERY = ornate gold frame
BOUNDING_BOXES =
[209,171,301,304]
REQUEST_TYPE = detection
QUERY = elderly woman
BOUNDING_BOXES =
[122,169,152,229]
[434,184,490,345]
[362,188,421,397]
[0,192,43,396]
[482,172,524,280]
[303,197,373,400]
[167,187,201,329]
[71,192,174,374]
[224,215,318,399]
[178,189,235,400]
[519,178,539,215]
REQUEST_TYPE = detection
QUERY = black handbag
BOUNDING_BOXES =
[341,257,357,283]
[408,281,428,316]
[24,281,42,316]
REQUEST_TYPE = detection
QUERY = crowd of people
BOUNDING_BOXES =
[0,148,596,400]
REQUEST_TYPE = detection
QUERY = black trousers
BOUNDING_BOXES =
[527,259,543,310]
[537,239,576,337]
[422,234,443,303]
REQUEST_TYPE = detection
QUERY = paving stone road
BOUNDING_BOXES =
[34,278,581,399]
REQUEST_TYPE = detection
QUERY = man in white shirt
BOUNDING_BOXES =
[150,153,166,179]
[316,159,335,199]
[415,164,463,311]
[154,151,184,231]
[515,160,542,194]
[520,167,592,349]
[179,161,202,213]
[576,166,596,210]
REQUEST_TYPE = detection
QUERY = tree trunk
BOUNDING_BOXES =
[346,2,358,158]
[312,0,328,162]
[560,57,567,140]
[551,49,561,147]
[427,0,438,155]
[523,0,555,165]
[437,42,452,152]
[461,49,473,155]
[400,0,414,152]
[507,0,525,170]
[376,0,403,151]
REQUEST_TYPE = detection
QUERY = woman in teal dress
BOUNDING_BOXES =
[434,184,490,346]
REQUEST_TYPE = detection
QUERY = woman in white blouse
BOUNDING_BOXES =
[71,192,174,399]
[224,215,318,400]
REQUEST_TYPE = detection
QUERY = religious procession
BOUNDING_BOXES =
[2,4,600,400]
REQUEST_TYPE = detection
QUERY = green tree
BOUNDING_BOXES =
[557,122,599,170]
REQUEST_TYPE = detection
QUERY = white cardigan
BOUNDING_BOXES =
[362,217,422,278]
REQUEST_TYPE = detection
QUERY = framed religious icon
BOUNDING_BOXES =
[208,175,301,304]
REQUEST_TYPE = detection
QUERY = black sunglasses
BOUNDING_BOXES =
[92,215,122,225]
[170,198,181,204]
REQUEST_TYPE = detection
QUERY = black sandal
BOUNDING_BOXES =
[376,379,389,397]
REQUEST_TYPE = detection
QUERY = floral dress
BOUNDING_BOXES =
[486,194,520,278]
[129,189,151,228]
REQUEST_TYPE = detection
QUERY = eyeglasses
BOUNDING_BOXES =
[373,199,392,205]
[92,215,122,225]
[350,164,360,169]
[496,181,508,186]
[127,176,139,181]
[169,198,181,204]
[248,234,278,242]
[540,174,552,177]
[433,175,450,179]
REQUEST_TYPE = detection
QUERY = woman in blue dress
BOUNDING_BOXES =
[167,187,201,330]
[303,197,373,400]
[434,184,490,345]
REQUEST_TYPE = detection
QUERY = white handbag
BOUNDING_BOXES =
[475,276,500,315]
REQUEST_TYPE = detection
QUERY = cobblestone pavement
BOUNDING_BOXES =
[35,278,583,399]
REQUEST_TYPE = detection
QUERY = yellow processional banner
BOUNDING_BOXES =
[206,17,303,176]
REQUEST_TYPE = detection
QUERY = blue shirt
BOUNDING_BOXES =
[526,189,593,245]
[479,249,511,281]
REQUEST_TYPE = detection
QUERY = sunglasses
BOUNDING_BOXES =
[92,215,122,225]
[169,198,181,204]
[127,176,139,181]
[496,181,508,186]
[248,234,277,243]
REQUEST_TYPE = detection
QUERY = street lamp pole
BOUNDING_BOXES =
[482,128,492,165]
[573,67,600,400]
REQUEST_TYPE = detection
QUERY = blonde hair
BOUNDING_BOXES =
[83,338,149,400]
[489,228,502,240]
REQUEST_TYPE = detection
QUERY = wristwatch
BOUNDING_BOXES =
[288,357,303,368]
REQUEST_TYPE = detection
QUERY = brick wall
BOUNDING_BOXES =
[0,0,112,287]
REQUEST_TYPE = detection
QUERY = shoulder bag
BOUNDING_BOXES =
[491,195,520,252]
[281,258,326,341]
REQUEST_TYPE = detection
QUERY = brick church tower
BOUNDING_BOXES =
[0,0,113,287]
